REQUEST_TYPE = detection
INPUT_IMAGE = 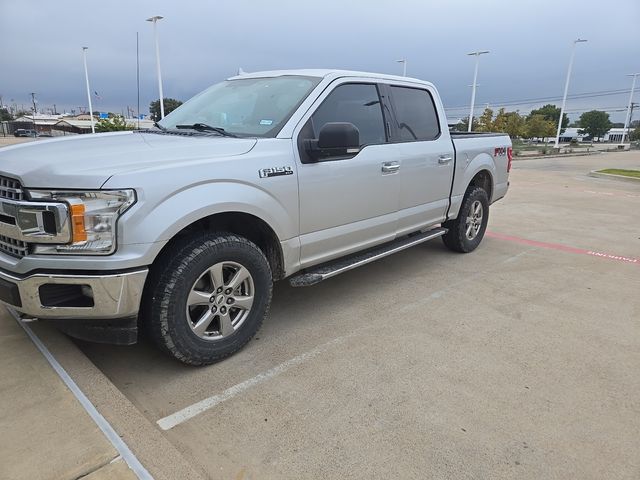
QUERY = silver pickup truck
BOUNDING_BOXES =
[0,69,511,364]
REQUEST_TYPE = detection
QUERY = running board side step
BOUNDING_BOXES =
[289,227,447,287]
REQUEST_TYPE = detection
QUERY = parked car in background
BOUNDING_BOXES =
[13,129,38,137]
[0,69,511,365]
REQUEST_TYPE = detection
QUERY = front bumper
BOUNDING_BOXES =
[0,268,148,320]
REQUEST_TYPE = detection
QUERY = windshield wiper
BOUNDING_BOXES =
[154,121,166,131]
[175,123,237,137]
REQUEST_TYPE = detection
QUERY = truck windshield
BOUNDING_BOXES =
[157,75,321,137]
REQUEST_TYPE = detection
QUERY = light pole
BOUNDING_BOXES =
[554,38,587,148]
[146,15,165,119]
[467,50,489,132]
[396,59,407,77]
[621,73,639,144]
[82,47,95,134]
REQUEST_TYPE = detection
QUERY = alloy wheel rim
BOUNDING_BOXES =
[465,200,483,240]
[185,261,254,341]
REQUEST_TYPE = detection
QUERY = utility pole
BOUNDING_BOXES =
[30,93,37,130]
[467,50,490,132]
[554,38,587,148]
[621,73,639,144]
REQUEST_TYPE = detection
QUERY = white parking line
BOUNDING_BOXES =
[157,333,353,430]
[8,308,154,480]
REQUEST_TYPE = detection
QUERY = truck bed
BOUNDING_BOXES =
[449,131,508,139]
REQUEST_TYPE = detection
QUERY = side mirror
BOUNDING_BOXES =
[305,122,360,161]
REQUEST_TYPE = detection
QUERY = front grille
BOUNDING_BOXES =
[0,176,24,201]
[0,176,28,257]
[0,234,29,258]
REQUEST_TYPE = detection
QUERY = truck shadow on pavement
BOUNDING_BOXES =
[75,240,478,377]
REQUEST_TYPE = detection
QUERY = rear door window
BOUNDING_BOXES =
[389,86,440,142]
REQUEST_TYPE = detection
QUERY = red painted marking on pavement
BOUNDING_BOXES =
[486,231,639,266]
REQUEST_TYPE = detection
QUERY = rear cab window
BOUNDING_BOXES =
[388,86,440,142]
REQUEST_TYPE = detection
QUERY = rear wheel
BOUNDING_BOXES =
[143,233,272,365]
[442,186,489,253]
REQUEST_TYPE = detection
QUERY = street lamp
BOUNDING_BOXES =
[146,15,165,119]
[554,38,587,148]
[621,73,639,144]
[82,47,95,134]
[467,50,490,132]
[396,59,407,77]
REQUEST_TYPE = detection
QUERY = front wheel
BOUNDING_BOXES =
[143,233,272,365]
[441,186,489,253]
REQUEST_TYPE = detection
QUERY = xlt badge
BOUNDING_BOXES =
[259,166,293,178]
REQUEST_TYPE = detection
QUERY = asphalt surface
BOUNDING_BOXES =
[78,151,640,479]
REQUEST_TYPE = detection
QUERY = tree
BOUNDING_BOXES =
[530,104,569,133]
[95,115,135,132]
[493,108,525,138]
[0,108,12,122]
[629,125,640,142]
[578,110,612,139]
[455,116,478,132]
[476,108,494,132]
[149,98,183,121]
[524,114,556,140]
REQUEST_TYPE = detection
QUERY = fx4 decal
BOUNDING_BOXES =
[259,166,294,178]
[494,147,507,156]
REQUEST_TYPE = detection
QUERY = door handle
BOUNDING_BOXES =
[438,155,453,165]
[381,162,400,174]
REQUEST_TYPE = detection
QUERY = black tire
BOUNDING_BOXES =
[142,233,272,365]
[441,186,489,253]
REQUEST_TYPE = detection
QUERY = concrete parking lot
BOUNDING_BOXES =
[5,151,640,479]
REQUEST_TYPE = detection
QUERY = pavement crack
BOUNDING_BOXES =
[73,454,121,480]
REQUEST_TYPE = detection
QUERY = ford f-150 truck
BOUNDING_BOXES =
[0,70,511,364]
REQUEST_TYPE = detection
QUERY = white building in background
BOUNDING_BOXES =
[604,128,630,143]
[557,127,632,143]
[557,128,589,143]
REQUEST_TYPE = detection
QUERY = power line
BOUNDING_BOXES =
[443,88,633,111]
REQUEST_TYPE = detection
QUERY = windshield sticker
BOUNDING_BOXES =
[260,119,274,125]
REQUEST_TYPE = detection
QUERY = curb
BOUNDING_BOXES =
[588,171,640,183]
[28,322,208,480]
[514,151,602,161]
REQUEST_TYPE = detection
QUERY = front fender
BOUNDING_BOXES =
[118,180,297,246]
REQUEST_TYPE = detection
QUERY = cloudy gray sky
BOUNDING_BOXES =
[1,0,639,122]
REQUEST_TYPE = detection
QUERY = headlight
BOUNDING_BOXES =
[26,189,136,255]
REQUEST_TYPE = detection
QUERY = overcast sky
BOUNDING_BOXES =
[1,0,639,122]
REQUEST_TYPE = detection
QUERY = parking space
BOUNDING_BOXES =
[77,151,639,479]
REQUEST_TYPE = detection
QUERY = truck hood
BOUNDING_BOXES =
[0,131,257,189]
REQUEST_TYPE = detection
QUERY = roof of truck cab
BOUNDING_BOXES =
[227,69,433,86]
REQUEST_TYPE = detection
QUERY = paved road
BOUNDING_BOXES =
[79,151,639,479]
